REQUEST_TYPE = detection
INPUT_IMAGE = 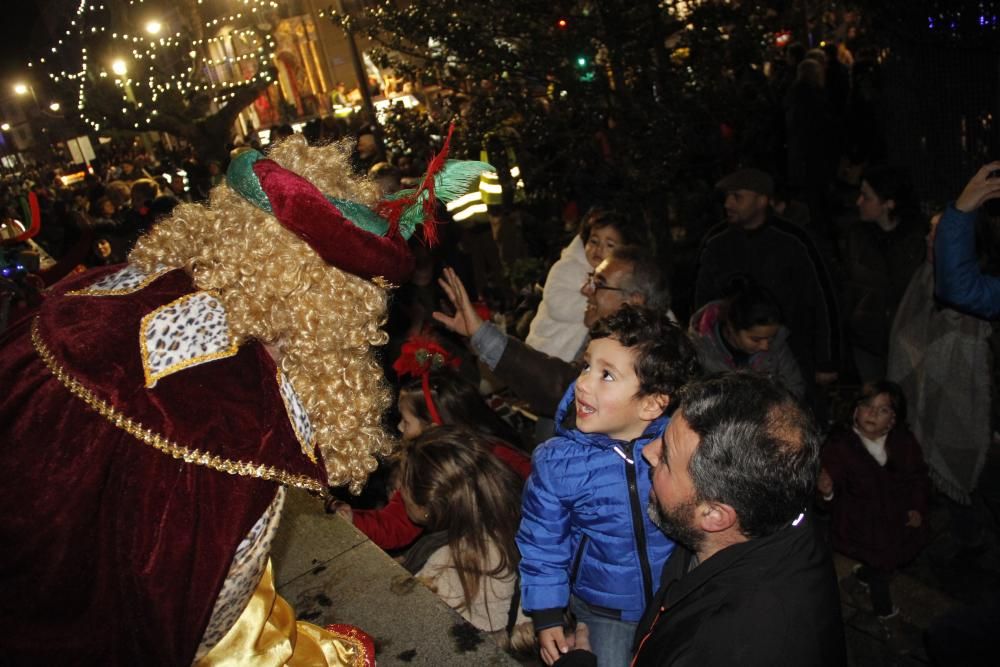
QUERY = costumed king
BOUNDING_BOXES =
[0,133,491,665]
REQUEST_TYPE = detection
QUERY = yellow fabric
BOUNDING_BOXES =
[195,560,369,667]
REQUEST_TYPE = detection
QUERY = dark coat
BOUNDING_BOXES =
[821,426,930,569]
[844,220,924,355]
[555,513,846,666]
[694,215,841,375]
[493,334,581,418]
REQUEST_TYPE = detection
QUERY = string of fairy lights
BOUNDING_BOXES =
[27,0,280,132]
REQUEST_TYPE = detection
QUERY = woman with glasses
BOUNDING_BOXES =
[525,208,645,361]
[817,380,930,635]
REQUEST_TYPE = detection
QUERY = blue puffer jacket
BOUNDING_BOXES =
[516,384,675,628]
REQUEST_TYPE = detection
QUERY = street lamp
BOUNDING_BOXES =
[1,123,10,132]
[49,102,60,113]
[145,20,162,35]
[13,83,28,96]
[112,59,127,77]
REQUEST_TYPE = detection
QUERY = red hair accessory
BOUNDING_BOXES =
[392,336,460,426]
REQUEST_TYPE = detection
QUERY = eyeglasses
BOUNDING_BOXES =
[858,401,893,417]
[585,272,626,293]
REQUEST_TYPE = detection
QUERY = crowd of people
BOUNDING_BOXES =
[1,18,999,667]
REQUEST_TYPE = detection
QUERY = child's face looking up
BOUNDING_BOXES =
[575,337,649,442]
[854,392,895,439]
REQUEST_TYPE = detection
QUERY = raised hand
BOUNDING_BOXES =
[955,161,1000,213]
[431,267,485,338]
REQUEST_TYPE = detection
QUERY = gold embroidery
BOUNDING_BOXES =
[66,265,171,296]
[277,368,318,464]
[371,276,395,290]
[31,318,325,494]
[323,626,371,667]
[140,291,239,388]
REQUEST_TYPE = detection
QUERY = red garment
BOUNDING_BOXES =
[0,266,325,665]
[821,426,930,570]
[353,441,530,550]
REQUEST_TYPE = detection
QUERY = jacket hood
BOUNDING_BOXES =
[553,382,668,448]
[689,299,791,356]
[562,234,591,269]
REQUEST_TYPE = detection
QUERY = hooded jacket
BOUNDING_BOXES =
[688,300,805,398]
[516,384,675,628]
[525,235,592,362]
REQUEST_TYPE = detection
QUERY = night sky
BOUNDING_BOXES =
[0,4,44,82]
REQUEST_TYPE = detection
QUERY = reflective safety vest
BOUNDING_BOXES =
[445,147,525,224]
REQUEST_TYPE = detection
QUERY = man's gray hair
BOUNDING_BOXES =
[613,245,671,313]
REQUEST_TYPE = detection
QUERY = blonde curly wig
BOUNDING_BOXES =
[130,136,394,492]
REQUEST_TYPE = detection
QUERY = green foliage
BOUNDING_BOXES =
[351,0,792,239]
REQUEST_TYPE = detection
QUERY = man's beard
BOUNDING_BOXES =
[648,492,705,554]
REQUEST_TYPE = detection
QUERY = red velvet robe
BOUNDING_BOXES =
[0,265,326,665]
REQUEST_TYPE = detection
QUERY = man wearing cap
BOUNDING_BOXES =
[0,135,490,665]
[694,168,840,398]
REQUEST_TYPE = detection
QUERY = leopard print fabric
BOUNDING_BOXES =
[193,486,286,662]
[277,369,317,463]
[140,291,238,388]
[66,264,170,296]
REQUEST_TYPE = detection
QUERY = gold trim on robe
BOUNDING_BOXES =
[30,318,325,494]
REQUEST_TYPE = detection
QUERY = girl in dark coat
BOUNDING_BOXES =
[817,380,930,619]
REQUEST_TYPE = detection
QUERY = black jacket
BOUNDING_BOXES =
[633,512,844,666]
[694,216,841,375]
[555,512,846,667]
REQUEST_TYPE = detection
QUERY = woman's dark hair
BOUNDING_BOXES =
[590,304,701,398]
[721,276,784,332]
[856,380,908,428]
[397,368,523,447]
[579,207,647,246]
[399,425,522,614]
[862,165,919,224]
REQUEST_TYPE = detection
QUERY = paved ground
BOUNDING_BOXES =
[834,486,1000,666]
[271,488,521,666]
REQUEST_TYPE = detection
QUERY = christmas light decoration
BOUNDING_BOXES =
[29,0,280,133]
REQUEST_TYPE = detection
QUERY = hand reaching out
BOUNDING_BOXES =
[432,267,485,338]
[955,161,1000,213]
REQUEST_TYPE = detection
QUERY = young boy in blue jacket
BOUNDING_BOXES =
[517,305,701,667]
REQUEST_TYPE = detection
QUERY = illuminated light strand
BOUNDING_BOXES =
[41,1,279,132]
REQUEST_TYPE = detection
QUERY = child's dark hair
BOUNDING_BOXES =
[400,425,522,615]
[722,275,784,332]
[856,380,908,427]
[589,304,701,397]
[398,368,522,446]
[579,207,647,246]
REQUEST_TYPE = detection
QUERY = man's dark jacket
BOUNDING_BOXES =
[631,511,845,665]
[694,215,840,376]
[555,512,846,666]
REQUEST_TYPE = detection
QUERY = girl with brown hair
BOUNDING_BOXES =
[398,425,527,636]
